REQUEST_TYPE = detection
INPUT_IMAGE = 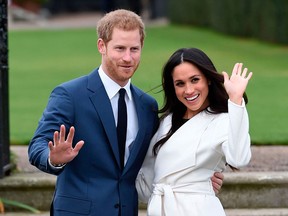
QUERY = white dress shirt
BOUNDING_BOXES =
[98,66,139,164]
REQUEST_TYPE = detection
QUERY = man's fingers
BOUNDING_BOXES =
[48,141,54,151]
[212,181,221,194]
[67,126,75,144]
[214,172,224,182]
[212,175,222,187]
[59,124,66,143]
[52,125,80,150]
[73,141,85,153]
[53,131,59,145]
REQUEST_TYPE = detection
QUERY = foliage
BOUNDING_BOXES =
[0,198,40,213]
[168,0,288,44]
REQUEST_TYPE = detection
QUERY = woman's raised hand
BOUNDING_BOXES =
[222,63,253,105]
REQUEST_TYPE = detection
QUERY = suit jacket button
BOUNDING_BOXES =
[114,204,120,208]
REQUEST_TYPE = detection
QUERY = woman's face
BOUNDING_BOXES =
[172,62,210,119]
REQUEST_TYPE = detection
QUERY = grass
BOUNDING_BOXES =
[8,25,288,145]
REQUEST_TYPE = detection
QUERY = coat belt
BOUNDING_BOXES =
[147,181,214,216]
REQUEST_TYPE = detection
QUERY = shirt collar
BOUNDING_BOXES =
[98,65,132,100]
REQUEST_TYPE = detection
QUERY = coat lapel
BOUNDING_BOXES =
[154,111,216,182]
[87,69,121,169]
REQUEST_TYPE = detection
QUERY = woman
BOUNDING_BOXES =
[136,48,252,215]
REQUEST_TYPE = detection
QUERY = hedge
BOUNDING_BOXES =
[167,0,288,44]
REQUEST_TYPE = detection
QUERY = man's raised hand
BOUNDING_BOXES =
[48,125,84,165]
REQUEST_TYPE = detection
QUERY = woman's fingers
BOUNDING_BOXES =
[246,71,253,80]
[241,67,248,78]
[232,63,240,75]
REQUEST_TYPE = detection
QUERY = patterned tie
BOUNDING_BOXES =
[117,88,127,170]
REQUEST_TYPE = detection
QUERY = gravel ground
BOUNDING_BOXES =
[228,145,288,172]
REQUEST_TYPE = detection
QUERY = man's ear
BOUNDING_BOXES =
[97,38,106,54]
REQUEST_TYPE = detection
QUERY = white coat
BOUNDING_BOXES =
[136,100,251,216]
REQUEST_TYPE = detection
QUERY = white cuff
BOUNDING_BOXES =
[228,98,245,107]
[48,157,66,169]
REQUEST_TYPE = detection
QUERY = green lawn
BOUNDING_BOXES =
[8,25,288,144]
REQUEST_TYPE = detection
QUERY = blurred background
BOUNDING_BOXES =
[5,0,288,145]
[8,0,288,44]
[1,1,288,213]
[8,0,167,22]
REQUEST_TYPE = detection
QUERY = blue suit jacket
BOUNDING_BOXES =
[28,68,159,216]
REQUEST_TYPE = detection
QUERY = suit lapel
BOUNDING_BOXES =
[87,69,121,169]
[123,86,147,175]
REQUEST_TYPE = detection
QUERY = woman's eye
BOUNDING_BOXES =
[175,82,184,87]
[191,78,199,83]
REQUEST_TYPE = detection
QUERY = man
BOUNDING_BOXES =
[28,9,223,216]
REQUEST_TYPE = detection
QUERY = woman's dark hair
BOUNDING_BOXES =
[153,48,248,171]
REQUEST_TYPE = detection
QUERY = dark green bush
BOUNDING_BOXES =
[167,0,288,44]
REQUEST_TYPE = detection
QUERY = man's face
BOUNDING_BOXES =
[98,28,142,87]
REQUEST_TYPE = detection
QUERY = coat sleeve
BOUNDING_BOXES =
[28,85,74,175]
[222,99,252,168]
[136,132,158,203]
[136,115,172,203]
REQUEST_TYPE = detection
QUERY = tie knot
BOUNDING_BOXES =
[119,88,126,98]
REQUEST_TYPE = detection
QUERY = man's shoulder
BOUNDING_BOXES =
[59,68,99,89]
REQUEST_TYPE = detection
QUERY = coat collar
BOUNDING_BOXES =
[154,112,216,182]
